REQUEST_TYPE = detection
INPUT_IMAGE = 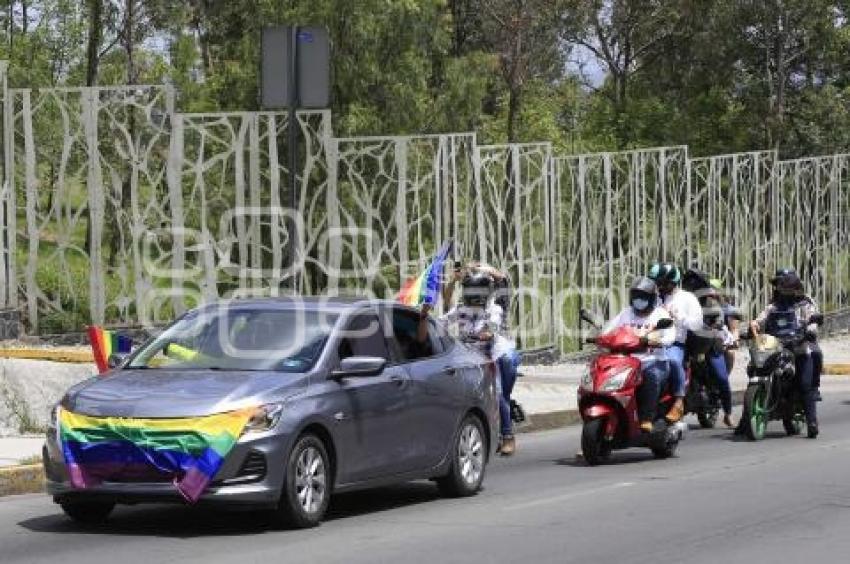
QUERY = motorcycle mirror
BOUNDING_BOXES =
[738,328,752,340]
[579,308,601,328]
[654,318,674,330]
[809,313,824,326]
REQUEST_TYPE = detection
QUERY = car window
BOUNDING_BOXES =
[388,307,435,362]
[338,313,390,360]
[127,307,338,372]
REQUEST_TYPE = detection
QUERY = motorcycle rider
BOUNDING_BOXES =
[750,270,821,438]
[682,268,736,428]
[603,277,676,432]
[437,269,519,455]
[648,263,703,423]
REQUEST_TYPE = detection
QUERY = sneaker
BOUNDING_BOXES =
[807,424,819,439]
[640,421,653,433]
[723,414,735,428]
[666,399,685,423]
[500,436,516,456]
[814,390,823,402]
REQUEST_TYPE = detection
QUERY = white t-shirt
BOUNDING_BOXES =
[661,288,703,344]
[441,302,515,359]
[603,306,675,363]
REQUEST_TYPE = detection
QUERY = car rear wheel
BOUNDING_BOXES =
[437,415,486,497]
[59,500,115,524]
[272,434,331,529]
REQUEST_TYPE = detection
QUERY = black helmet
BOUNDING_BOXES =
[682,267,711,293]
[648,263,681,286]
[461,272,493,307]
[770,267,798,286]
[773,271,804,300]
[629,276,658,314]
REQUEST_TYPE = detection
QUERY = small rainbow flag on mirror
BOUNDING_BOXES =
[397,240,453,307]
[87,326,133,374]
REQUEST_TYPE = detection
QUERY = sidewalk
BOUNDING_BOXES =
[0,437,42,467]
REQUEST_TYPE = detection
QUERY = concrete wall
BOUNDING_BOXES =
[0,359,95,436]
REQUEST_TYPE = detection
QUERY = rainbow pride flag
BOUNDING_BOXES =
[59,407,255,503]
[87,326,133,374]
[397,240,453,307]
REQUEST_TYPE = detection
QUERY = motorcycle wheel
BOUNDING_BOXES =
[697,408,719,429]
[581,419,606,466]
[744,385,768,441]
[651,441,678,459]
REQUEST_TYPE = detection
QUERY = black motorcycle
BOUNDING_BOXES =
[739,311,822,441]
[684,330,726,428]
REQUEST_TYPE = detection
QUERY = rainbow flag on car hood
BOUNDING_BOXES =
[59,407,255,503]
[397,240,453,307]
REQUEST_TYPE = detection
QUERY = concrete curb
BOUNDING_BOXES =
[0,348,93,363]
[824,364,850,375]
[0,464,44,497]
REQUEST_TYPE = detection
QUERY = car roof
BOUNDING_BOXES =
[194,296,419,315]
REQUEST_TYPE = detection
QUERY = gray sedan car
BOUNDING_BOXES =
[43,298,498,528]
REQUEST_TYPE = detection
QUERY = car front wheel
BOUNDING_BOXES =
[437,414,487,497]
[272,434,331,529]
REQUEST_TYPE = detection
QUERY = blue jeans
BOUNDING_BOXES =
[666,344,687,397]
[637,360,670,422]
[795,353,817,425]
[497,351,520,437]
[707,352,732,414]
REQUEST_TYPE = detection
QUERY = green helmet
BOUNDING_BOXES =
[648,263,681,285]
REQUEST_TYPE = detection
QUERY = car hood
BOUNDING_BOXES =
[62,369,306,418]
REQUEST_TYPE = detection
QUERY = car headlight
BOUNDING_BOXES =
[243,403,284,434]
[600,368,633,392]
[579,368,593,391]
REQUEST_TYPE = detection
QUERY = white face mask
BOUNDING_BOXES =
[631,298,649,312]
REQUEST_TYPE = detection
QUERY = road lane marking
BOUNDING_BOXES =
[503,481,635,511]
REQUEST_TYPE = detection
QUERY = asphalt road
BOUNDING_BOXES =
[4,378,850,564]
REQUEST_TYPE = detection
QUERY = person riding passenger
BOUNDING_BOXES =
[435,267,520,456]
[682,268,736,428]
[603,277,676,432]
[648,263,703,423]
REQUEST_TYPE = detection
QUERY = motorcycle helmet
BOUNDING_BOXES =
[648,263,681,295]
[682,267,711,293]
[629,276,658,315]
[770,267,798,286]
[461,272,494,307]
[772,271,804,304]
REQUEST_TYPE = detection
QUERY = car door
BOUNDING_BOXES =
[330,310,414,483]
[387,307,466,471]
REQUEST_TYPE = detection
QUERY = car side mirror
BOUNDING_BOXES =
[655,318,674,330]
[330,356,387,379]
[579,308,601,329]
[107,352,129,369]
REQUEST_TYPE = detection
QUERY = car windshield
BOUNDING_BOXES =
[127,306,339,372]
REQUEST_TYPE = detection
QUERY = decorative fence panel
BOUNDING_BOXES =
[1,67,848,353]
[474,143,556,349]
[554,147,689,349]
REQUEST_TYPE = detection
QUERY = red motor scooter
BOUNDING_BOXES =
[577,310,687,465]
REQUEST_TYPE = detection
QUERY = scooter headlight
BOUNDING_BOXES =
[579,368,593,391]
[600,368,633,392]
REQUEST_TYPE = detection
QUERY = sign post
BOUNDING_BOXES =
[261,25,330,287]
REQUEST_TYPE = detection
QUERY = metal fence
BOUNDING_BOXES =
[1,62,848,353]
